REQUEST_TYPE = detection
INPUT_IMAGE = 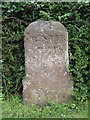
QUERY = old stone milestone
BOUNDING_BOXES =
[23,20,73,105]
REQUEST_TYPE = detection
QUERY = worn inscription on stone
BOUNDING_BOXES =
[23,20,73,105]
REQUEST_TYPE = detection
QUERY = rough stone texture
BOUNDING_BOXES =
[23,20,73,105]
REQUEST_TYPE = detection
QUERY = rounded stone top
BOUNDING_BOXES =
[24,20,67,35]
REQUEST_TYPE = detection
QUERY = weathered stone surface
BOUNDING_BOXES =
[23,20,73,105]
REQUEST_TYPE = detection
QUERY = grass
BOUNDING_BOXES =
[1,95,88,118]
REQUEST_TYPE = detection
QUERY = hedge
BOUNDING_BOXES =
[2,2,90,102]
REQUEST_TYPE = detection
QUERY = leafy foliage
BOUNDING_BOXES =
[2,2,90,102]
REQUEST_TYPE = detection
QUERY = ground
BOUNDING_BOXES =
[1,95,88,118]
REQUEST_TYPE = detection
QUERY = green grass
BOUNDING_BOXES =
[1,95,88,118]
